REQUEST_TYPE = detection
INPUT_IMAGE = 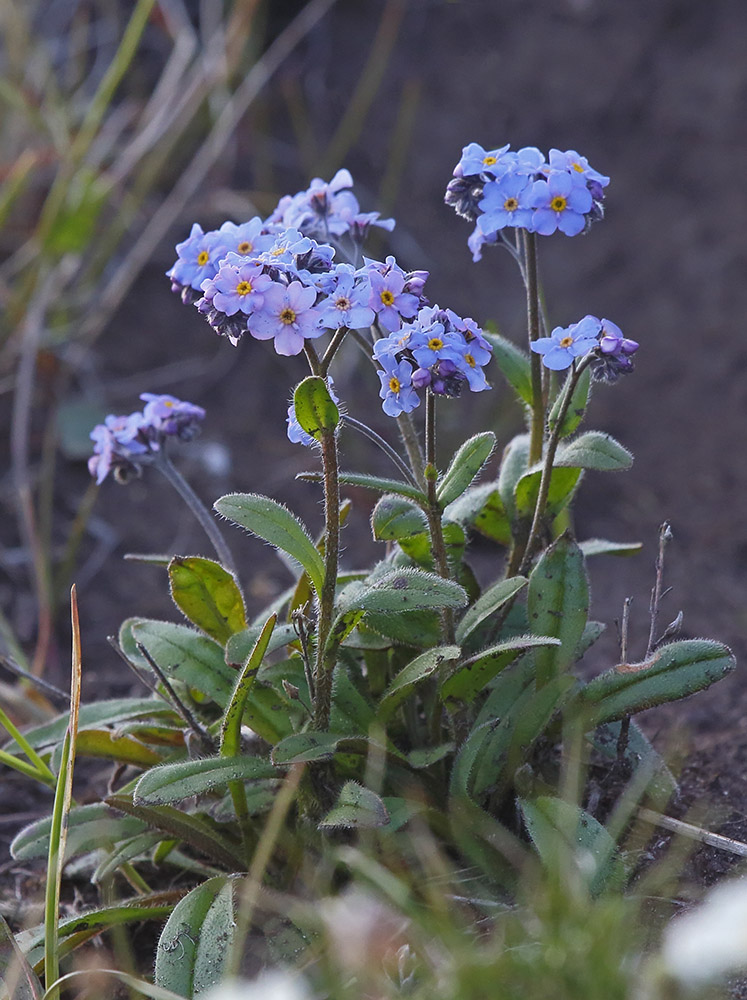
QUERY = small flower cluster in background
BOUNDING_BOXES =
[531,314,638,380]
[88,393,205,484]
[445,143,609,260]
[373,306,493,416]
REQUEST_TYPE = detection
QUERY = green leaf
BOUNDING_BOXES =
[548,366,592,438]
[575,620,606,659]
[519,796,625,895]
[472,675,576,796]
[240,681,296,745]
[293,376,339,439]
[11,804,145,862]
[298,470,427,506]
[134,756,277,806]
[378,646,461,722]
[514,465,582,520]
[92,831,164,885]
[398,521,466,572]
[220,614,277,757]
[497,433,530,520]
[527,534,589,685]
[224,622,296,666]
[445,483,511,545]
[2,696,174,754]
[483,332,533,405]
[319,781,390,830]
[155,876,237,997]
[126,619,237,707]
[441,635,561,706]
[455,577,528,644]
[214,493,325,596]
[371,494,427,541]
[0,912,43,1000]
[554,431,633,471]
[437,432,496,506]
[588,720,677,802]
[363,609,442,648]
[573,639,736,726]
[331,668,376,733]
[105,793,244,870]
[272,732,370,767]
[579,538,643,558]
[70,729,163,768]
[168,557,246,644]
[337,569,468,616]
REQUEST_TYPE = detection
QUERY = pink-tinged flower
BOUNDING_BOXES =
[368,267,419,332]
[249,281,324,356]
[207,256,274,316]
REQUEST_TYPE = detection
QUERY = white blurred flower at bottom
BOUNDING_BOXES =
[201,970,311,1000]
[662,877,747,984]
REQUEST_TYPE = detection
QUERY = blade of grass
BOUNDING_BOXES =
[0,704,55,784]
[43,586,82,1000]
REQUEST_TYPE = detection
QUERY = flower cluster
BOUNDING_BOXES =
[445,143,609,261]
[531,315,638,380]
[88,393,205,484]
[168,171,428,357]
[373,306,492,416]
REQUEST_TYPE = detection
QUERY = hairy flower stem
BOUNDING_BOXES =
[155,453,237,576]
[312,426,340,731]
[518,357,591,576]
[320,325,350,374]
[425,390,455,644]
[397,410,427,490]
[522,229,545,466]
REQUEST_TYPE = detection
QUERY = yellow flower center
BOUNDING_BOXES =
[271,246,286,257]
[551,195,567,213]
[280,308,297,325]
[335,296,351,311]
[236,280,253,296]
[197,250,210,266]
[389,376,401,393]
[465,353,476,367]
[163,400,174,408]
[572,162,584,173]
[237,241,252,254]
[559,336,574,348]
[380,290,395,306]
[483,155,498,166]
[428,337,444,351]
[504,197,518,211]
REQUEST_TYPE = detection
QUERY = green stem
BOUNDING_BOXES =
[397,410,427,490]
[341,414,419,486]
[424,390,455,644]
[522,229,545,466]
[320,325,350,374]
[154,454,237,576]
[312,427,341,731]
[518,358,591,576]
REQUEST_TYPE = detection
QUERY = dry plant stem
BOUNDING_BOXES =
[425,391,455,644]
[616,596,633,759]
[522,229,545,465]
[313,427,341,731]
[154,452,237,576]
[517,357,591,577]
[647,521,672,656]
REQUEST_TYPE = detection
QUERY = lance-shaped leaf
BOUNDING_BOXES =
[445,483,511,545]
[554,431,633,471]
[363,609,442,648]
[579,538,643,558]
[514,465,582,520]
[125,619,237,707]
[155,876,237,997]
[588,720,677,802]
[11,803,145,862]
[224,621,295,666]
[220,614,277,757]
[437,432,496,507]
[572,639,736,727]
[69,729,163,768]
[293,375,339,440]
[378,645,461,722]
[214,493,325,596]
[519,796,625,895]
[0,912,43,1000]
[337,569,467,616]
[441,634,560,706]
[483,331,533,405]
[497,433,530,520]
[92,831,164,885]
[527,534,589,686]
[319,781,390,830]
[455,576,528,644]
[548,365,592,438]
[371,494,427,541]
[398,521,466,572]
[298,470,427,506]
[168,557,246,644]
[134,755,277,806]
